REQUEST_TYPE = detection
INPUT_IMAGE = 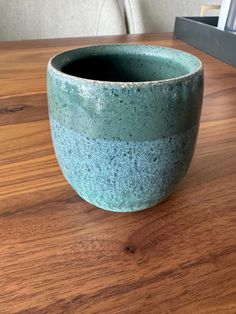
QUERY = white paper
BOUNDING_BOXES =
[218,0,232,30]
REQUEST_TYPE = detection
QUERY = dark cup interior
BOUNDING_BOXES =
[62,54,189,82]
[51,45,201,83]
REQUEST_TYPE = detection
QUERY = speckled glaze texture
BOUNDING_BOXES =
[47,44,204,212]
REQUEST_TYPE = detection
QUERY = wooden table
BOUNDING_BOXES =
[0,33,236,314]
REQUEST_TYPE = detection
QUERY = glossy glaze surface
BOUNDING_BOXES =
[47,44,203,211]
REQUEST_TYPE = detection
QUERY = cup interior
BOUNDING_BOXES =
[51,45,201,83]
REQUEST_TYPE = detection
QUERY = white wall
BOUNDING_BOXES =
[0,0,221,40]
[0,0,126,40]
[125,0,221,34]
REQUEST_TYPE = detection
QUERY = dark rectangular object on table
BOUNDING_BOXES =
[174,16,236,67]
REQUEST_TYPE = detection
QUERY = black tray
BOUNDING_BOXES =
[174,16,236,67]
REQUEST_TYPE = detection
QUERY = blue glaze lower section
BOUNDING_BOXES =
[50,116,197,212]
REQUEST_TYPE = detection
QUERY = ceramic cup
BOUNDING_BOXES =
[47,44,203,212]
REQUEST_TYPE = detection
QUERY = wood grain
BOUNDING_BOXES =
[0,33,236,314]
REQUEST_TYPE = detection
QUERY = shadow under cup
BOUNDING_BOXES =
[47,44,204,212]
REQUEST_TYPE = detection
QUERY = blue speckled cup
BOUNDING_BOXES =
[47,44,203,212]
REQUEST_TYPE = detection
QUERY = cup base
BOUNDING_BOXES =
[72,185,173,212]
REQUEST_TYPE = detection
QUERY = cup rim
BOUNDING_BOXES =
[48,43,203,87]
